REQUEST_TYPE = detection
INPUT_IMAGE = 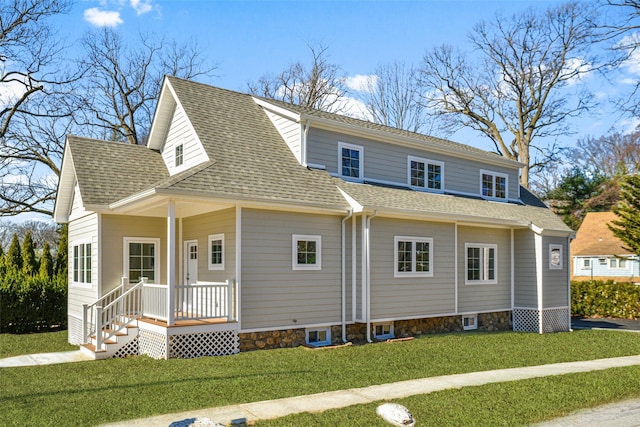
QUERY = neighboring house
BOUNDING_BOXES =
[54,77,573,360]
[571,212,639,283]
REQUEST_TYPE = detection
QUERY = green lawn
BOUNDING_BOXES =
[1,330,640,426]
[0,330,75,358]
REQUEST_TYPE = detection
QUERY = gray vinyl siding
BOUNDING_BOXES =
[67,213,99,317]
[264,110,302,163]
[457,226,511,313]
[369,218,455,319]
[162,103,208,173]
[100,215,168,293]
[343,215,357,322]
[240,209,342,330]
[543,236,569,307]
[514,229,538,307]
[307,128,519,199]
[182,208,236,283]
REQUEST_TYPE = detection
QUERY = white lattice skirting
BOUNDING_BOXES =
[169,331,240,359]
[513,307,570,333]
[139,329,168,359]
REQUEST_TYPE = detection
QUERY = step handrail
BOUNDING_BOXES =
[82,278,128,344]
[94,279,145,350]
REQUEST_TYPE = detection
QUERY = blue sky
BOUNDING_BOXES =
[51,0,637,150]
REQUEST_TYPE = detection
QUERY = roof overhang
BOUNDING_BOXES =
[147,77,178,151]
[53,140,76,223]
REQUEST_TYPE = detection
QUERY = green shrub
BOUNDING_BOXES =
[572,280,640,319]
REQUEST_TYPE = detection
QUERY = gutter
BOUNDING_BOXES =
[341,208,353,343]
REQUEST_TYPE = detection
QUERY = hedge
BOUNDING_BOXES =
[0,270,67,334]
[572,280,640,319]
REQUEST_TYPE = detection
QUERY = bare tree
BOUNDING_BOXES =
[247,44,349,113]
[360,62,438,134]
[0,219,58,251]
[419,2,601,188]
[570,131,640,177]
[77,28,217,145]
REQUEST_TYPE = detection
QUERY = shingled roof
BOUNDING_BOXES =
[571,212,631,256]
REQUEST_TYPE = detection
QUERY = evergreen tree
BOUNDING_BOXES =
[55,224,68,279]
[39,241,54,279]
[609,174,640,256]
[6,234,22,271]
[0,244,5,275]
[22,231,38,276]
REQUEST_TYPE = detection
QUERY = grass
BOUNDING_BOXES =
[1,330,640,426]
[256,366,640,426]
[0,330,75,358]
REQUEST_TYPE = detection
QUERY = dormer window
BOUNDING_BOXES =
[480,170,507,199]
[408,156,443,191]
[338,142,363,181]
[175,144,184,167]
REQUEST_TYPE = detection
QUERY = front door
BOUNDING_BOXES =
[185,241,198,285]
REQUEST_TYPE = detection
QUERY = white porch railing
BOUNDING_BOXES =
[83,278,235,350]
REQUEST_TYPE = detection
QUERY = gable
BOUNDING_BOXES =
[161,103,209,175]
[262,108,303,164]
[572,212,630,256]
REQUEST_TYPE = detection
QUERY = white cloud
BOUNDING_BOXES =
[1,173,28,186]
[130,0,153,15]
[344,74,376,93]
[83,8,123,27]
[333,96,372,121]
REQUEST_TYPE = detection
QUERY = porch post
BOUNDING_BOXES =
[167,200,176,326]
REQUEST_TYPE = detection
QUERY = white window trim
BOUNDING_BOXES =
[462,314,478,331]
[373,322,395,339]
[306,327,331,346]
[465,243,498,285]
[338,141,364,182]
[175,143,184,167]
[394,236,434,278]
[123,237,161,284]
[71,240,92,288]
[207,233,225,271]
[480,169,508,200]
[549,244,563,270]
[582,258,591,269]
[609,257,629,270]
[407,155,444,192]
[292,234,322,270]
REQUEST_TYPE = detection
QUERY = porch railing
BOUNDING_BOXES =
[83,278,235,349]
[82,278,144,350]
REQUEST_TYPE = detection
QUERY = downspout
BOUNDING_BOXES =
[365,211,378,343]
[302,119,311,167]
[341,208,353,343]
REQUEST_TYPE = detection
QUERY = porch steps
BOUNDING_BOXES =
[80,324,139,360]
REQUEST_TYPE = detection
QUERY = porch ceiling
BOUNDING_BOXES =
[110,194,234,218]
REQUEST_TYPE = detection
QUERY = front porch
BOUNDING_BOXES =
[81,278,239,359]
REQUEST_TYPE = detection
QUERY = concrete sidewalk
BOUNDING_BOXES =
[98,355,640,427]
[0,350,92,367]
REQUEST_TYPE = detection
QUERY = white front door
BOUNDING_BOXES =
[185,240,198,286]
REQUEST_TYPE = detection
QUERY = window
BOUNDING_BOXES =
[582,258,591,269]
[549,244,563,270]
[408,156,443,191]
[374,322,394,339]
[480,170,508,199]
[599,258,607,265]
[394,236,433,277]
[338,142,363,180]
[610,258,628,269]
[306,328,331,346]
[208,234,224,270]
[292,235,321,270]
[175,144,184,167]
[465,243,497,284]
[462,315,478,331]
[124,238,159,284]
[73,242,92,284]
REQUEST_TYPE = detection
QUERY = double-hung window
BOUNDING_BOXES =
[175,143,184,167]
[480,170,507,200]
[338,142,363,181]
[124,238,159,284]
[610,258,627,269]
[465,243,497,284]
[73,242,92,285]
[208,234,224,270]
[394,236,433,277]
[408,156,443,191]
[292,234,321,270]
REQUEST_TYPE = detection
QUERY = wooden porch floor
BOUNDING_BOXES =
[139,316,233,328]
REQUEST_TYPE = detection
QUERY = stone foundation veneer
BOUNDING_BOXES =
[239,311,512,351]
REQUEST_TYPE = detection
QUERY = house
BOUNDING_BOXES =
[54,76,573,360]
[571,212,639,283]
